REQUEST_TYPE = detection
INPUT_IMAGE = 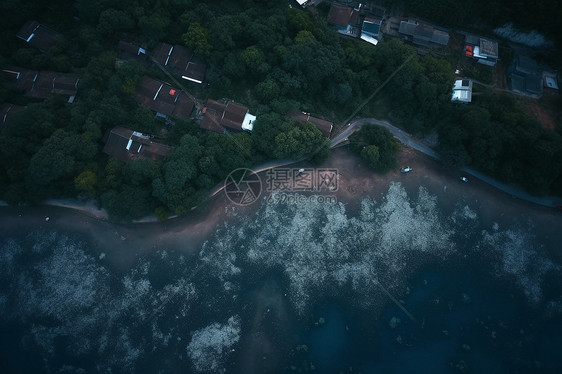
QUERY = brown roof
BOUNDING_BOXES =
[0,103,21,131]
[289,111,333,138]
[167,45,194,70]
[103,126,172,162]
[152,42,174,66]
[201,99,249,133]
[2,67,38,92]
[118,41,146,56]
[327,4,357,27]
[16,21,59,52]
[27,71,79,99]
[135,76,195,119]
[152,43,206,84]
[200,109,226,134]
[2,67,78,99]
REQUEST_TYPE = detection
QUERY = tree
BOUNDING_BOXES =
[183,22,212,59]
[349,125,400,172]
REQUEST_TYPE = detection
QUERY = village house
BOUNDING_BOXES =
[135,76,196,120]
[506,55,543,97]
[360,18,383,45]
[152,43,206,84]
[201,99,256,134]
[464,35,499,66]
[398,20,449,48]
[327,3,360,36]
[16,21,60,52]
[288,111,333,138]
[117,41,147,61]
[1,67,79,102]
[102,126,172,163]
[451,79,473,103]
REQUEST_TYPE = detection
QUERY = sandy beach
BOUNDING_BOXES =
[1,146,561,268]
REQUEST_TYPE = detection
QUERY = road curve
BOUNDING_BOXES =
[331,118,562,208]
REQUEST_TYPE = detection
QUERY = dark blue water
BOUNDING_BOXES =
[1,185,561,373]
[294,264,562,374]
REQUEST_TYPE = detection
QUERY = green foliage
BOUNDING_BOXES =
[183,22,211,59]
[350,125,400,173]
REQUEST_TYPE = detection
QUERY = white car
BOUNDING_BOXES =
[460,176,468,182]
[401,167,412,173]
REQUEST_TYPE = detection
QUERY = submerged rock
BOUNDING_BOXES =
[389,316,401,329]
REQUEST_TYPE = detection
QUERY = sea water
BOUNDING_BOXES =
[1,182,561,373]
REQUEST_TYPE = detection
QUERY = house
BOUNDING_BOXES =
[506,55,543,97]
[289,111,333,137]
[398,20,449,48]
[201,99,256,133]
[117,41,147,60]
[327,4,359,35]
[135,76,195,119]
[103,126,172,163]
[464,35,498,66]
[16,21,60,52]
[1,67,79,102]
[451,79,473,103]
[152,43,206,84]
[360,17,382,45]
[0,103,21,131]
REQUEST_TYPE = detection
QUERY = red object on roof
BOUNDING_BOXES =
[465,45,473,57]
[169,89,176,95]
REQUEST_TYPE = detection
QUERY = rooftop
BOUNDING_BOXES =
[451,79,473,103]
[288,111,333,137]
[201,99,254,133]
[152,43,206,84]
[362,18,381,37]
[399,20,449,46]
[135,76,195,119]
[103,126,172,163]
[327,4,358,27]
[16,21,59,52]
[2,67,79,101]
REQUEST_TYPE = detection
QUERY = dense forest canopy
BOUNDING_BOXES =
[0,0,561,220]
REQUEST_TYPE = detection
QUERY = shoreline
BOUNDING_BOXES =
[2,146,561,269]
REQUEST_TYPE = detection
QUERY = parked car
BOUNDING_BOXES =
[460,176,468,182]
[401,167,412,173]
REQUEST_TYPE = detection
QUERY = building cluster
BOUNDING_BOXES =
[1,67,79,103]
[327,3,386,46]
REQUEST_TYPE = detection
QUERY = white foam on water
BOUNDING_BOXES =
[481,228,559,304]
[203,183,455,314]
[186,315,241,373]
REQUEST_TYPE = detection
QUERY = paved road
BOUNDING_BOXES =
[331,118,562,209]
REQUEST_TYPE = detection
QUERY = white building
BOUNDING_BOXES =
[452,79,473,103]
